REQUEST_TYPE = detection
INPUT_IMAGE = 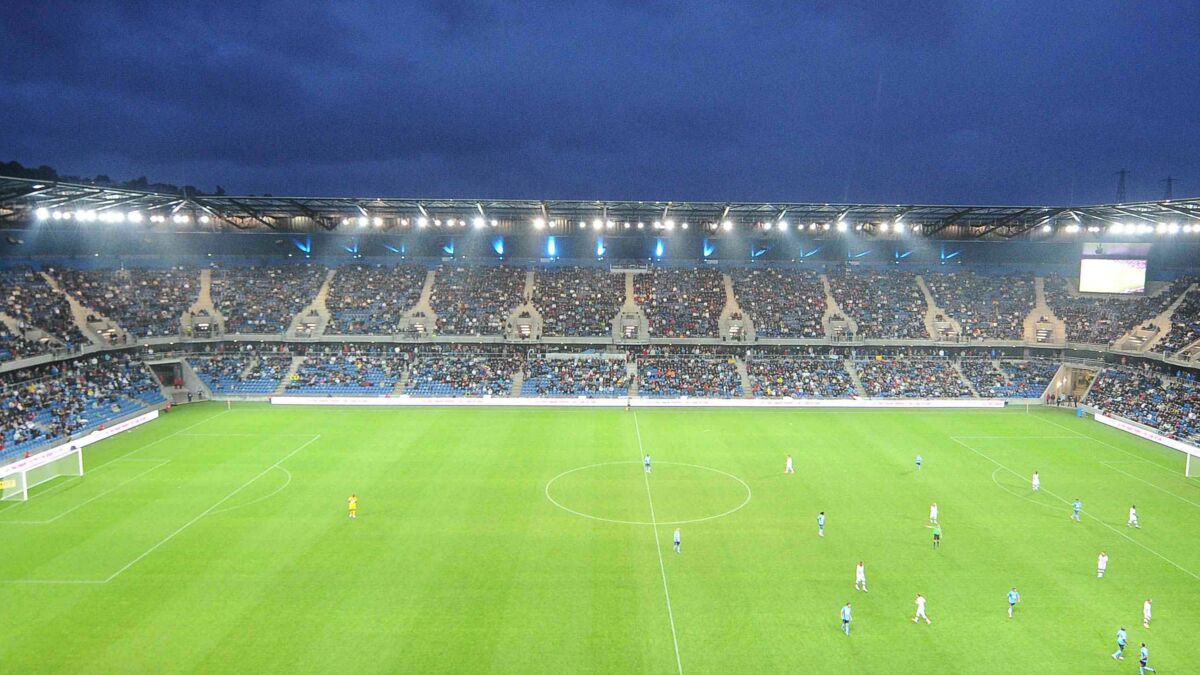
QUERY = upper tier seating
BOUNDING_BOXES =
[923,271,1034,340]
[0,353,164,461]
[1044,275,1192,345]
[746,355,854,398]
[56,267,198,338]
[731,269,826,338]
[520,356,628,397]
[533,267,624,337]
[855,358,972,398]
[0,323,47,363]
[0,267,87,346]
[1086,368,1200,443]
[1154,288,1200,355]
[430,266,525,336]
[211,264,326,334]
[325,264,426,335]
[827,269,927,339]
[634,268,725,338]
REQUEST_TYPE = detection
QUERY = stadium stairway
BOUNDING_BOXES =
[952,361,980,397]
[719,273,755,341]
[392,365,410,395]
[627,358,639,397]
[1026,278,1067,344]
[41,270,125,346]
[844,361,868,397]
[613,271,650,341]
[273,356,306,395]
[1179,336,1200,363]
[0,310,59,349]
[182,268,226,336]
[819,274,857,339]
[916,275,962,340]
[400,270,440,336]
[509,368,524,396]
[507,271,545,340]
[286,269,335,338]
[1114,282,1197,353]
[733,356,753,397]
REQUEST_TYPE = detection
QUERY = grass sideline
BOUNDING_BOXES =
[1,402,1198,673]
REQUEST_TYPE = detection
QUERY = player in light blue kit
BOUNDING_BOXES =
[817,511,826,537]
[1111,627,1127,660]
[644,454,651,474]
[840,602,852,635]
[1138,643,1155,674]
[673,528,681,553]
[1071,498,1082,522]
[1007,587,1020,618]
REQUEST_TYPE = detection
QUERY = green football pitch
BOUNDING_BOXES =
[2,402,1198,673]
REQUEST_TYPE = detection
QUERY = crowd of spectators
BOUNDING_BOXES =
[211,264,326,334]
[634,268,725,338]
[326,264,426,335]
[854,358,973,398]
[533,267,624,337]
[0,352,164,461]
[1044,275,1193,345]
[746,356,854,398]
[827,268,928,339]
[285,353,401,395]
[520,355,628,397]
[405,352,521,396]
[636,347,742,397]
[1154,288,1200,355]
[188,352,294,395]
[1087,368,1200,443]
[430,266,526,336]
[56,267,198,338]
[924,271,1034,340]
[0,266,87,347]
[731,268,826,338]
[0,323,45,363]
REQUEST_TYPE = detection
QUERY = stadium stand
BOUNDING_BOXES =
[923,271,1034,340]
[634,268,725,338]
[957,358,1056,398]
[731,268,826,338]
[211,264,326,334]
[746,354,855,398]
[188,352,293,395]
[430,266,525,336]
[0,323,46,363]
[405,348,521,396]
[1086,368,1200,443]
[325,264,426,335]
[285,352,402,395]
[827,268,928,339]
[855,358,973,398]
[636,347,742,397]
[55,267,198,338]
[1044,275,1192,345]
[0,352,165,462]
[520,355,628,397]
[0,266,87,347]
[1154,287,1200,355]
[533,267,623,337]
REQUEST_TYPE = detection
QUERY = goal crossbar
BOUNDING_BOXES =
[1,443,84,501]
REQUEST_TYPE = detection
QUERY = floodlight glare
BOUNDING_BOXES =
[722,220,733,231]
[473,217,485,229]
[533,217,545,230]
[127,211,143,223]
[34,207,49,220]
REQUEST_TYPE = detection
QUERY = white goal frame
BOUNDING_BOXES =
[1,444,84,502]
[1093,412,1200,477]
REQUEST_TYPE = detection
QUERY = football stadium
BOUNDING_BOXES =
[4,3,1200,674]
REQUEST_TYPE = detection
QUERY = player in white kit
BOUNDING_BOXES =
[785,454,794,474]
[929,502,938,525]
[1097,551,1108,578]
[1031,471,1040,492]
[1143,598,1152,628]
[1128,505,1140,528]
[855,561,868,592]
[912,593,931,624]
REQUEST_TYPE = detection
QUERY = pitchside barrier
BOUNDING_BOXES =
[1093,412,1200,477]
[270,396,1008,409]
[0,410,160,501]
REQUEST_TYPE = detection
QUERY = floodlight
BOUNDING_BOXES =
[763,222,772,231]
[533,217,545,230]
[836,221,848,232]
[778,219,788,229]
[637,222,645,229]
[357,216,369,227]
[878,222,889,233]
[681,222,688,230]
[664,219,675,230]
[200,215,212,224]
[34,207,49,220]
[1040,224,1051,232]
[473,217,485,229]
[128,211,143,223]
[722,220,733,231]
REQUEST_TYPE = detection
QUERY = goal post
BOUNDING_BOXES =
[1093,412,1200,478]
[0,444,84,502]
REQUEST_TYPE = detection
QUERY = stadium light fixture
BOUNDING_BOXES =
[128,211,143,223]
[637,222,645,229]
[878,222,889,233]
[1040,224,1051,233]
[681,222,688,230]
[722,220,733,231]
[533,217,545,230]
[653,221,662,229]
[624,222,631,229]
[1167,222,1179,234]
[664,219,675,230]
[417,217,427,228]
[810,223,819,231]
[777,219,788,230]
[357,216,369,227]
[34,207,49,221]
[200,215,211,224]
[823,223,831,231]
[763,222,772,231]
[606,220,615,230]
[473,217,485,229]
[836,220,848,233]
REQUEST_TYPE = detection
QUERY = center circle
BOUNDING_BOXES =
[545,460,752,525]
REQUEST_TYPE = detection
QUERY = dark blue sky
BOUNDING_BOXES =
[2,1,1196,205]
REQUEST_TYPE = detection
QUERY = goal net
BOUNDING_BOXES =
[0,445,84,502]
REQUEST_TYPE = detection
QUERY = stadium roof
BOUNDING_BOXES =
[2,174,1199,239]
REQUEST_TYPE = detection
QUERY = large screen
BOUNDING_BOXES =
[1079,258,1147,294]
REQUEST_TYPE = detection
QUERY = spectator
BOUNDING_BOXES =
[924,271,1034,340]
[855,358,972,398]
[211,264,326,334]
[732,268,826,338]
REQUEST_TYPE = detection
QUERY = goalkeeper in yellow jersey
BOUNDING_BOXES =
[348,494,358,519]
